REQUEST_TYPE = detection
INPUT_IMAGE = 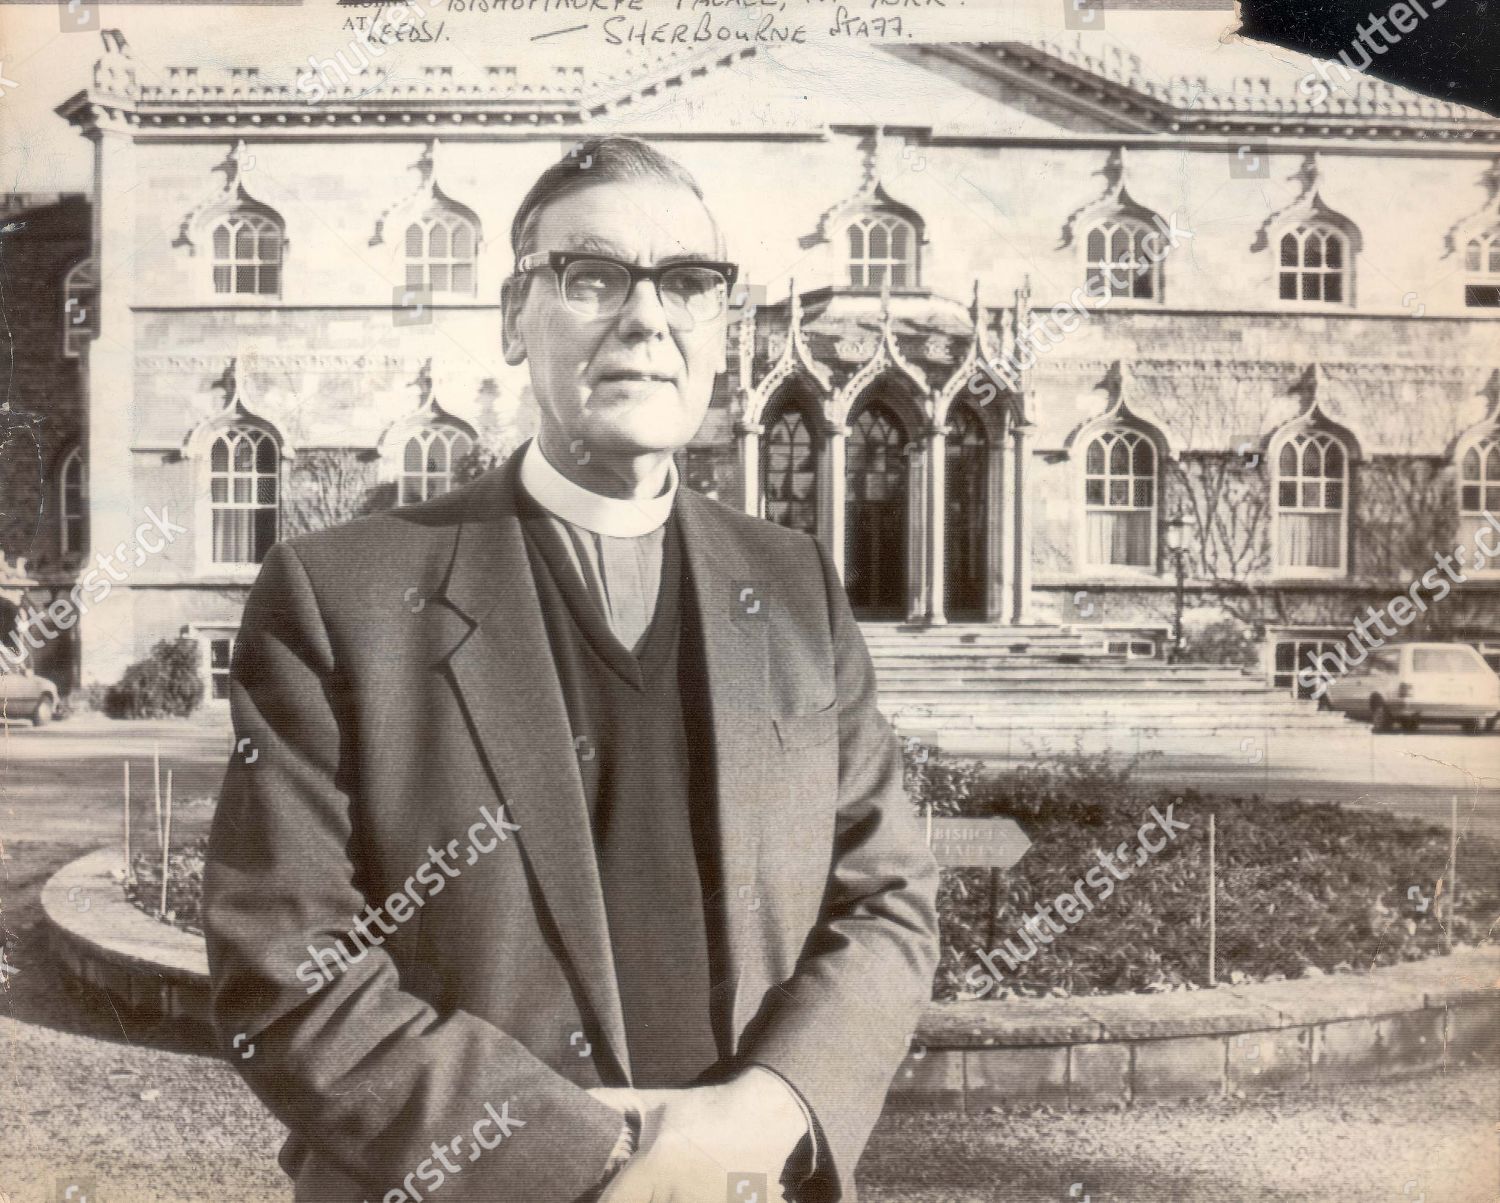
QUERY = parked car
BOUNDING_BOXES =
[1324,643,1500,733]
[0,664,60,726]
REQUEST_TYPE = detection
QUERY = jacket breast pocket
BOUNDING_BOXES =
[772,700,839,752]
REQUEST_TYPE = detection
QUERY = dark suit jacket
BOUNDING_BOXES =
[204,446,940,1203]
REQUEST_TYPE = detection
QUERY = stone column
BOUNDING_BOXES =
[77,122,140,687]
[822,424,848,581]
[736,421,762,518]
[906,441,925,624]
[924,424,947,625]
[986,437,1007,623]
[1010,423,1034,625]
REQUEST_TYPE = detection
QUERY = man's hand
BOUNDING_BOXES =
[590,1069,806,1203]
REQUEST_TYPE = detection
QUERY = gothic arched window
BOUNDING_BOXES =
[1083,428,1156,568]
[211,210,283,297]
[1274,430,1348,572]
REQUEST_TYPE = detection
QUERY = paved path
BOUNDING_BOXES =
[932,722,1500,840]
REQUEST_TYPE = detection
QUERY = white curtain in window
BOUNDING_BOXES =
[1279,512,1341,568]
[1085,510,1152,567]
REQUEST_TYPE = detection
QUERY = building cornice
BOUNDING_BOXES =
[55,35,1500,145]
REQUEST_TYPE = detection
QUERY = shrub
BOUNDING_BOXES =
[104,637,205,719]
[1176,615,1261,668]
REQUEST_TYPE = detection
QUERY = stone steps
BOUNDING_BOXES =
[861,622,1328,734]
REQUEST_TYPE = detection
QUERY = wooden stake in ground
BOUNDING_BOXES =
[159,769,173,918]
[1208,812,1217,987]
[1446,794,1458,954]
[153,742,163,853]
[123,760,131,882]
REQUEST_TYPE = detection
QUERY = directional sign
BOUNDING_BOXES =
[927,817,1031,870]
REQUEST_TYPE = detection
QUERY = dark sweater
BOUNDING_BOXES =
[517,484,727,1088]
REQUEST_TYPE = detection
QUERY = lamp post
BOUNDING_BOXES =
[1164,511,1188,663]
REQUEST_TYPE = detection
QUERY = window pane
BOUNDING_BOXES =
[1324,442,1344,476]
[1279,480,1297,507]
[262,233,281,264]
[1133,479,1154,507]
[1278,443,1297,475]
[1109,440,1130,475]
[256,436,277,472]
[236,265,255,294]
[1280,234,1298,267]
[1460,484,1481,511]
[211,439,229,471]
[1301,481,1320,508]
[1279,272,1298,300]
[1324,274,1342,303]
[1086,440,1105,473]
[847,225,864,259]
[1486,445,1500,476]
[1085,479,1104,506]
[1109,479,1129,506]
[1324,236,1342,269]
[430,264,449,293]
[1132,439,1154,475]
[234,437,254,470]
[430,223,449,258]
[404,437,423,472]
[256,475,277,505]
[405,223,423,258]
[1304,237,1323,269]
[453,223,475,258]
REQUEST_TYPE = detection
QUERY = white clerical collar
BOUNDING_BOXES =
[519,437,677,538]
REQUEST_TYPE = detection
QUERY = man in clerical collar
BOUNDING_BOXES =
[205,136,938,1203]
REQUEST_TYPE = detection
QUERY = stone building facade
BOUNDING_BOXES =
[13,32,1500,702]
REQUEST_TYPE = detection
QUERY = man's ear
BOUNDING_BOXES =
[500,275,529,367]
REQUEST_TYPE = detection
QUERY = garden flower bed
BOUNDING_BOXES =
[122,750,1499,1001]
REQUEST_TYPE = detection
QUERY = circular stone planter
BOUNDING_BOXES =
[44,848,1500,1107]
[43,846,210,1028]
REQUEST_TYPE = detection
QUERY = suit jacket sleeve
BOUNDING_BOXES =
[736,533,941,1201]
[203,540,625,1203]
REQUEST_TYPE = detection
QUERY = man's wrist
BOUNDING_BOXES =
[733,1065,814,1152]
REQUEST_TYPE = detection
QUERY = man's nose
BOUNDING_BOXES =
[614,274,673,340]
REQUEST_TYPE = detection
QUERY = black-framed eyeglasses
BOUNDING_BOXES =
[515,250,739,328]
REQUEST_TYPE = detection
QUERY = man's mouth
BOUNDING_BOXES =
[594,369,675,385]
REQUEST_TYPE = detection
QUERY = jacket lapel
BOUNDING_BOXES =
[435,450,632,1083]
[675,490,773,1044]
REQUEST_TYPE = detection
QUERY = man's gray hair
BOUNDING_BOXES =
[509,136,716,261]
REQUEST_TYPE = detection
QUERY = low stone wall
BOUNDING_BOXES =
[43,846,210,1028]
[894,951,1500,1110]
[44,848,1500,1107]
